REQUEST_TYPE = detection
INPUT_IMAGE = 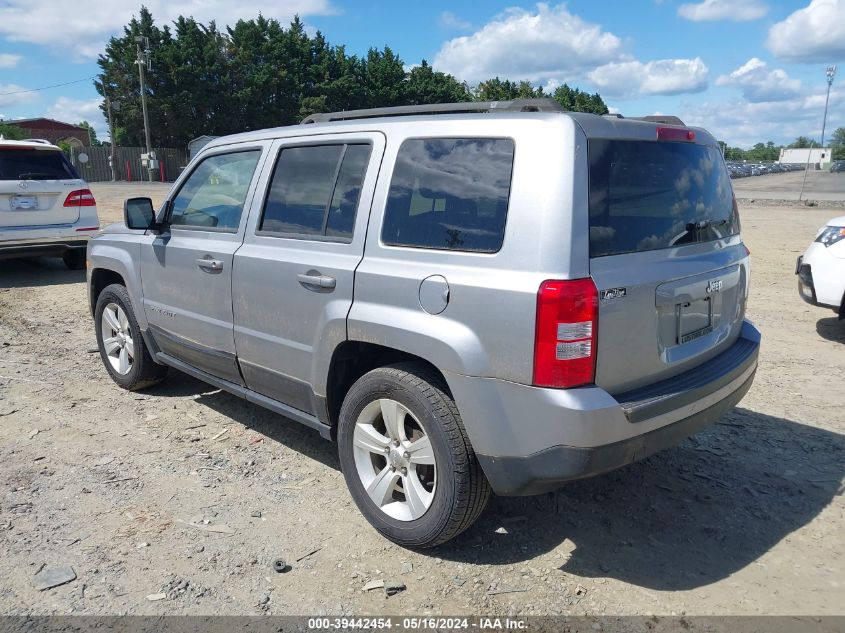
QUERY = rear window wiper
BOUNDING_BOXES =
[687,218,728,231]
[685,218,729,238]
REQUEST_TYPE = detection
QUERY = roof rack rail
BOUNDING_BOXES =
[301,98,564,124]
[23,138,54,145]
[631,115,686,126]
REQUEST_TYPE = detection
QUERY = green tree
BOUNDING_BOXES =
[0,121,27,140]
[475,77,542,100]
[551,84,608,114]
[77,121,100,146]
[362,46,407,108]
[829,127,845,160]
[789,136,817,148]
[95,7,610,146]
[405,60,471,105]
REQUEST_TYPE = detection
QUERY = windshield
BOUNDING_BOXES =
[588,139,739,257]
[0,149,79,181]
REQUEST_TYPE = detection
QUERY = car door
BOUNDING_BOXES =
[233,132,385,416]
[140,144,268,384]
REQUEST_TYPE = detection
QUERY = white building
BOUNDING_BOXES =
[779,147,833,167]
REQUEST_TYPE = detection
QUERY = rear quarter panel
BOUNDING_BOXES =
[348,115,587,383]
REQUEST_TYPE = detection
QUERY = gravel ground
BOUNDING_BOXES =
[0,183,843,616]
[732,170,845,202]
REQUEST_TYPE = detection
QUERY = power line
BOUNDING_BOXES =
[0,76,98,98]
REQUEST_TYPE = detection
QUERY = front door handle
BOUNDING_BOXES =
[297,272,336,290]
[196,258,224,271]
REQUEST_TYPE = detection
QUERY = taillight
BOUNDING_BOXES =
[657,127,695,142]
[533,278,598,389]
[63,189,96,207]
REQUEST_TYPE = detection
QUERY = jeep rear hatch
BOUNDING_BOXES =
[586,133,749,394]
[0,146,84,227]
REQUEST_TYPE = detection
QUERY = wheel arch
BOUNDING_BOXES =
[87,242,147,328]
[89,268,126,315]
[324,341,450,435]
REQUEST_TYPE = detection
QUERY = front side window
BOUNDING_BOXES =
[260,143,371,240]
[381,138,515,253]
[170,150,261,230]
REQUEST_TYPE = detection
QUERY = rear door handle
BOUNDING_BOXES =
[297,272,336,290]
[196,258,224,271]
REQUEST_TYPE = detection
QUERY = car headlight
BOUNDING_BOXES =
[815,226,845,247]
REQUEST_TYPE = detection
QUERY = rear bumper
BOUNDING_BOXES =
[0,231,92,260]
[479,370,755,495]
[448,320,760,496]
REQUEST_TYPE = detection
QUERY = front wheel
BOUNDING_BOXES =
[337,363,490,548]
[94,283,167,390]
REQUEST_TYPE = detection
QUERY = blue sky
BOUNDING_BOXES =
[0,0,843,148]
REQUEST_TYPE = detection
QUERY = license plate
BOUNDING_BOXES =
[677,297,713,344]
[10,195,38,210]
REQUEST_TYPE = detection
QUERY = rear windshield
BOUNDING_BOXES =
[588,140,738,257]
[0,149,79,181]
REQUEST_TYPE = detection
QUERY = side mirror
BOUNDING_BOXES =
[124,197,161,232]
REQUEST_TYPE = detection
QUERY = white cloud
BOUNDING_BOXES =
[766,0,845,63]
[678,0,768,21]
[47,97,108,140]
[682,87,845,147]
[0,53,22,68]
[715,58,802,102]
[0,0,338,60]
[0,84,36,108]
[588,57,709,98]
[438,11,472,31]
[433,3,622,84]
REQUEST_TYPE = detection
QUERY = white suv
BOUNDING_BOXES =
[0,138,99,269]
[797,215,845,318]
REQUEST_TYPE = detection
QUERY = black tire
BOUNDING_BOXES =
[337,362,490,548]
[94,283,167,390]
[62,249,86,270]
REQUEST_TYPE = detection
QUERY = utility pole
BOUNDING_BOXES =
[105,94,116,182]
[135,36,154,182]
[820,65,836,150]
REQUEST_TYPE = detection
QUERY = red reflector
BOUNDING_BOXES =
[75,226,100,231]
[63,189,96,207]
[533,278,598,389]
[657,127,695,142]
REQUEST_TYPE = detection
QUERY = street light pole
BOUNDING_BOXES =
[820,65,836,149]
[135,36,154,182]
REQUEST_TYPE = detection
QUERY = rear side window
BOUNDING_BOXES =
[589,140,738,257]
[0,149,78,180]
[260,143,371,240]
[382,138,515,253]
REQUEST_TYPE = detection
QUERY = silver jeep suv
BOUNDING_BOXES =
[87,100,760,547]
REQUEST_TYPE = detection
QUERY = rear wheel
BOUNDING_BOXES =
[62,249,86,270]
[94,283,167,390]
[337,363,490,548]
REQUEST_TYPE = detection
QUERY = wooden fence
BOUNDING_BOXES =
[66,146,189,183]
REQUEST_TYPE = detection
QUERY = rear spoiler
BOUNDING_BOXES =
[603,114,687,126]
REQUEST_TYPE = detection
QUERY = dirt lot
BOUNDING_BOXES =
[732,170,845,202]
[0,182,843,616]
